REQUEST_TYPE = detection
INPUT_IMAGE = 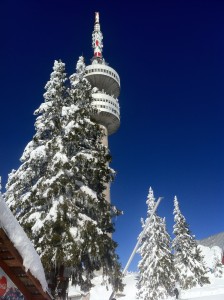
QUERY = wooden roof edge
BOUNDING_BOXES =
[26,268,53,300]
[0,228,24,265]
[0,228,53,300]
[0,259,33,300]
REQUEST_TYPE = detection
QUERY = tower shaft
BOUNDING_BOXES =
[84,13,121,203]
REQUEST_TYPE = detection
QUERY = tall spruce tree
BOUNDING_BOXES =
[172,196,210,290]
[5,59,67,224]
[5,57,123,298]
[136,187,175,300]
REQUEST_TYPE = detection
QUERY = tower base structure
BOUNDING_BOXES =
[100,124,111,204]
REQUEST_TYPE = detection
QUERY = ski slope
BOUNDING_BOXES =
[68,245,224,299]
[68,272,224,300]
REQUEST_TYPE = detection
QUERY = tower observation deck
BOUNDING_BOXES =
[84,12,120,136]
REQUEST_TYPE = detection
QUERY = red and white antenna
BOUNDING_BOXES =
[92,12,103,59]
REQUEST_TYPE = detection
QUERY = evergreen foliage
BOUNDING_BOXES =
[213,256,223,278]
[172,196,210,289]
[4,57,123,298]
[136,187,175,300]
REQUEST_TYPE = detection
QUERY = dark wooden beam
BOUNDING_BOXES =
[0,259,33,300]
[0,229,52,300]
[0,230,24,267]
[0,250,13,259]
[2,258,20,267]
[26,268,52,300]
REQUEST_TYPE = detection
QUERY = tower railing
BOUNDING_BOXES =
[92,93,120,120]
[85,64,120,85]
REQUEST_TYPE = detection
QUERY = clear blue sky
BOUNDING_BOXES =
[0,0,223,271]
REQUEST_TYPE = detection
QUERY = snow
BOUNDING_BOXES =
[53,152,68,164]
[29,145,47,160]
[68,271,224,300]
[62,104,78,117]
[68,244,224,300]
[80,185,97,200]
[199,245,223,270]
[64,120,78,134]
[31,214,44,233]
[0,194,48,292]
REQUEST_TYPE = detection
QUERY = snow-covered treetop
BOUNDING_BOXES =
[173,195,187,224]
[174,195,180,212]
[43,60,67,103]
[147,186,154,201]
[0,193,48,291]
[76,56,85,74]
[146,186,155,212]
[70,56,88,89]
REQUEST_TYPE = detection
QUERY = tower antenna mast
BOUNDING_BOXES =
[92,12,103,61]
[85,11,120,152]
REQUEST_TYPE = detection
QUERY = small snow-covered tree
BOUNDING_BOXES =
[172,196,210,289]
[5,57,123,298]
[136,187,175,300]
[213,256,223,278]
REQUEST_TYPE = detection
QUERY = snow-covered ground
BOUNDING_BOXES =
[68,244,224,300]
[68,272,224,300]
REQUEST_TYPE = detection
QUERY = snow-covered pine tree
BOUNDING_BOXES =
[136,187,175,300]
[5,59,67,225]
[48,56,123,295]
[5,59,69,296]
[172,196,210,290]
[4,57,123,298]
[213,255,223,278]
